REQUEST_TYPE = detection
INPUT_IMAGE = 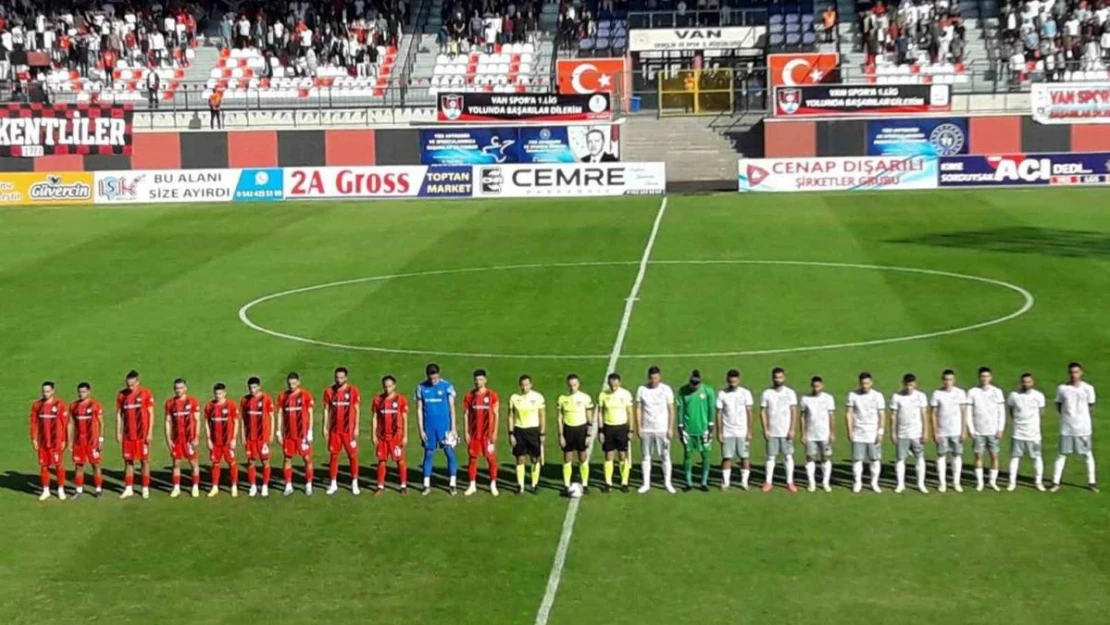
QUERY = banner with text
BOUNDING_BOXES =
[0,171,94,205]
[1031,83,1110,124]
[94,168,283,204]
[866,118,968,156]
[420,125,620,165]
[738,156,938,192]
[438,93,611,123]
[629,27,766,52]
[773,84,951,117]
[284,166,473,199]
[0,103,132,157]
[472,162,665,197]
[937,152,1110,187]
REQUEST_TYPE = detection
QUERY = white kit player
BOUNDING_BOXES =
[930,369,969,493]
[1006,372,1046,491]
[1052,362,1098,492]
[799,376,835,492]
[890,373,929,494]
[847,372,886,494]
[716,369,754,490]
[635,366,676,494]
[760,367,799,493]
[967,366,1006,492]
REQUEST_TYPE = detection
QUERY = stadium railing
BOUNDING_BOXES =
[626,8,769,28]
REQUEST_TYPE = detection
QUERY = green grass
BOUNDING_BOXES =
[3,189,1110,625]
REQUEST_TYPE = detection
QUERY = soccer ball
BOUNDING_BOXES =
[569,483,583,498]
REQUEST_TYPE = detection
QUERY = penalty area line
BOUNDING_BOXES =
[533,195,669,625]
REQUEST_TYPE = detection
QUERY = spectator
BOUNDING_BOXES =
[822,6,837,43]
[145,68,159,109]
[208,88,223,129]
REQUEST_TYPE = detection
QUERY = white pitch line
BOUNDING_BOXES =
[533,196,669,625]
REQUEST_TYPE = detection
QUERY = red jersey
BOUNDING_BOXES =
[373,392,407,440]
[278,389,314,441]
[30,397,68,448]
[69,399,104,446]
[165,395,200,444]
[205,399,239,447]
[464,388,499,440]
[323,384,360,437]
[116,386,154,441]
[240,393,274,442]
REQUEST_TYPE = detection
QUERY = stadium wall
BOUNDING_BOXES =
[763,115,1110,158]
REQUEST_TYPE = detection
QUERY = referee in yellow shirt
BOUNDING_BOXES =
[598,372,635,492]
[508,374,546,494]
[557,373,595,495]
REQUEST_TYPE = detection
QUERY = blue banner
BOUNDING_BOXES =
[867,119,968,157]
[417,166,473,197]
[234,168,284,201]
[938,152,1110,187]
[420,126,620,166]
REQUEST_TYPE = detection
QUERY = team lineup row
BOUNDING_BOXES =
[28,362,1098,502]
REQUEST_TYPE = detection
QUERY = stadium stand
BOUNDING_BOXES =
[998,0,1110,84]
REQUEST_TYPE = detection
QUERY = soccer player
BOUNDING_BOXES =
[847,372,886,494]
[799,376,835,493]
[1052,362,1097,492]
[117,370,155,499]
[372,375,408,495]
[677,370,715,492]
[1007,373,1046,491]
[930,369,968,493]
[597,372,634,492]
[760,367,798,492]
[241,376,275,498]
[30,381,68,501]
[323,366,361,496]
[717,369,754,491]
[509,374,546,494]
[164,378,201,498]
[277,372,315,496]
[890,373,929,494]
[635,366,675,494]
[464,369,499,496]
[204,383,240,497]
[557,373,594,495]
[416,363,459,496]
[968,366,1006,491]
[69,382,105,498]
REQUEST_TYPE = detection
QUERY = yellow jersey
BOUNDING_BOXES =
[557,391,594,427]
[509,390,545,429]
[598,387,633,426]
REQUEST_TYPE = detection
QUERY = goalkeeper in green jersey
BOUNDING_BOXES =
[676,370,716,491]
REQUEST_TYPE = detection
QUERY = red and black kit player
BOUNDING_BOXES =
[68,382,104,498]
[164,378,201,498]
[323,366,361,496]
[204,383,240,497]
[240,376,275,498]
[463,369,500,497]
[372,375,408,495]
[277,372,315,496]
[116,370,155,500]
[30,381,68,501]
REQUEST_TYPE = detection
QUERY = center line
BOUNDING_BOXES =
[533,195,669,625]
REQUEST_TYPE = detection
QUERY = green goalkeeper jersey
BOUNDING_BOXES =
[676,384,716,435]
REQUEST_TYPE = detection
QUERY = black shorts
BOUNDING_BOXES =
[562,424,589,453]
[602,424,629,453]
[512,427,542,458]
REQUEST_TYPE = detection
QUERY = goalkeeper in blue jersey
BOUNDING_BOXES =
[415,363,459,496]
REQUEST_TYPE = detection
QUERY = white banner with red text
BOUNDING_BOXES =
[1031,82,1110,124]
[737,156,939,192]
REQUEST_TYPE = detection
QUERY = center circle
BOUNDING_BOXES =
[237,260,1034,359]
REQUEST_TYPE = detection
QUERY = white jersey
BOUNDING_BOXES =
[847,390,886,443]
[967,385,1006,436]
[930,387,968,438]
[760,386,798,438]
[1056,382,1096,437]
[891,389,928,440]
[800,392,835,442]
[1007,389,1045,442]
[716,386,754,438]
[635,383,674,434]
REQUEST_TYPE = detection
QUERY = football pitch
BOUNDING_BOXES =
[4,189,1110,625]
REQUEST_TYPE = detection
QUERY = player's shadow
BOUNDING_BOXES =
[100,468,177,493]
[889,226,1110,258]
[0,471,44,495]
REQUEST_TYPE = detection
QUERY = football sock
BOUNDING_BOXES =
[1009,457,1020,488]
[937,458,947,487]
[662,458,673,487]
[1053,455,1066,484]
[621,458,632,486]
[700,457,710,486]
[377,461,387,486]
[641,459,652,487]
[784,455,795,485]
[805,461,816,488]
[916,457,926,488]
[94,472,104,489]
[515,464,526,488]
[248,465,257,486]
[229,464,237,486]
[124,473,134,488]
[563,463,573,488]
[896,461,906,488]
[172,472,180,487]
[449,474,457,487]
[952,457,963,486]
[579,462,589,486]
[262,465,271,485]
[683,455,693,486]
[822,461,832,488]
[349,454,359,482]
[870,461,881,488]
[765,459,776,485]
[283,466,293,485]
[422,449,434,478]
[56,465,65,488]
[445,447,458,475]
[975,466,984,489]
[722,467,732,487]
[989,468,999,487]
[1034,456,1044,484]
[76,469,86,488]
[742,468,752,488]
[487,455,498,482]
[468,458,479,483]
[141,473,150,488]
[212,466,221,487]
[529,463,539,488]
[852,461,863,487]
[39,467,49,488]
[1085,452,1097,483]
[398,461,407,486]
[305,463,314,484]
[329,455,339,481]
[604,460,614,485]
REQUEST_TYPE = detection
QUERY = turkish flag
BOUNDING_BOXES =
[767,53,841,88]
[557,58,627,95]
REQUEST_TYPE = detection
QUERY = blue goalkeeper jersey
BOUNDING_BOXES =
[415,379,455,431]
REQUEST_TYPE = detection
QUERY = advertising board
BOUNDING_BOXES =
[1030,83,1110,124]
[866,118,968,156]
[472,163,665,197]
[283,166,473,199]
[94,168,283,203]
[0,103,132,157]
[420,125,620,165]
[937,152,1110,187]
[437,93,611,123]
[737,156,938,192]
[628,27,766,52]
[773,84,951,117]
[0,171,94,205]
